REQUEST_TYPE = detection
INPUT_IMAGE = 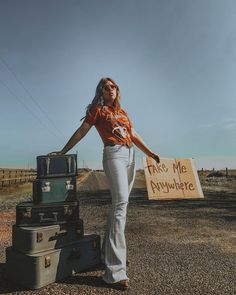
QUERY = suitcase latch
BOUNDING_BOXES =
[37,232,43,243]
[71,248,81,259]
[45,256,51,268]
[76,228,81,235]
[92,240,97,249]
[22,207,32,218]
[65,180,74,191]
[64,205,72,216]
[42,182,51,193]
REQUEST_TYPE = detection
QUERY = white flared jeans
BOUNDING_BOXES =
[102,144,136,283]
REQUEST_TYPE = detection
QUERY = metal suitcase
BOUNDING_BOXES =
[12,219,84,254]
[6,234,101,289]
[33,177,77,204]
[37,154,77,179]
[16,201,79,227]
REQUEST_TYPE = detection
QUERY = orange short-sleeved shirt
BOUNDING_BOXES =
[84,105,133,147]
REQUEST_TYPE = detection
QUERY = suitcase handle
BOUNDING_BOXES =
[38,212,58,223]
[55,229,68,237]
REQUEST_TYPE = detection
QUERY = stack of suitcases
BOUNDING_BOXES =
[5,154,101,289]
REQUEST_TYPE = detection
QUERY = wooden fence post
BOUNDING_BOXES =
[0,168,36,187]
[226,168,228,178]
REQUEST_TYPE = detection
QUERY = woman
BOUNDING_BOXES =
[50,77,160,290]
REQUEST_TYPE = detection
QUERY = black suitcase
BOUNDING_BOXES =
[6,234,101,289]
[37,154,77,179]
[33,177,77,204]
[12,219,84,254]
[16,201,79,226]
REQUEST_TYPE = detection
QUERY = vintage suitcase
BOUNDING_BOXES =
[16,201,79,227]
[37,154,77,179]
[6,234,101,289]
[12,219,84,254]
[33,177,77,204]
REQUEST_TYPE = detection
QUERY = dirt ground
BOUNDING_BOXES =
[0,173,235,295]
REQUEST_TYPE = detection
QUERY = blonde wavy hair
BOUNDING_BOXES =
[89,77,120,109]
[80,77,121,121]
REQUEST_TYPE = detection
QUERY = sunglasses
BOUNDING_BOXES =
[103,84,117,91]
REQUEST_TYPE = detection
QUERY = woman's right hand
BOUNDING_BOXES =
[46,122,92,157]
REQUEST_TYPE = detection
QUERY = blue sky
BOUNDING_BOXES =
[0,0,236,170]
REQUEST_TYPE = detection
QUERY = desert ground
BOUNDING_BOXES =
[0,169,235,295]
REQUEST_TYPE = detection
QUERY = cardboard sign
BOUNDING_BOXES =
[142,157,204,200]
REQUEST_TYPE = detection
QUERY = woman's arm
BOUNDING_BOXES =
[49,121,93,155]
[131,128,160,163]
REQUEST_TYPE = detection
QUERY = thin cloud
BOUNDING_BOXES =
[200,119,236,130]
[199,123,216,128]
[223,119,236,129]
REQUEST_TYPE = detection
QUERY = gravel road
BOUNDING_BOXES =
[0,190,236,295]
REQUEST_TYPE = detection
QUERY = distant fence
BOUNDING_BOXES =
[0,169,37,188]
[199,168,236,178]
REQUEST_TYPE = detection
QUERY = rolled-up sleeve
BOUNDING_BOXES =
[84,106,100,126]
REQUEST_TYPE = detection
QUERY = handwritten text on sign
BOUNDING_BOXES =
[142,157,204,200]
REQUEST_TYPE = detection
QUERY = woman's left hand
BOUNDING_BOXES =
[149,152,160,164]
